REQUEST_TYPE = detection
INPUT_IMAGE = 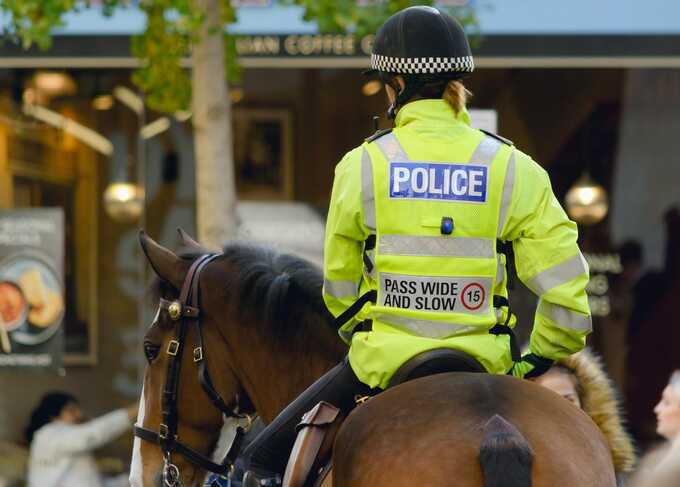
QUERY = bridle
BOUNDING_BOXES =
[134,254,254,486]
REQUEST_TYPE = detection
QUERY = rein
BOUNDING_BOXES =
[134,254,254,486]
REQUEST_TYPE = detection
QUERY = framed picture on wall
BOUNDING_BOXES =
[233,108,294,200]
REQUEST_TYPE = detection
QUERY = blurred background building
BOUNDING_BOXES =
[1,0,680,478]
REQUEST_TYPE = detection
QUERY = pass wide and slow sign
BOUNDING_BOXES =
[380,273,491,315]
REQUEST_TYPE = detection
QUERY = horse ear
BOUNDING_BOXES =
[139,231,184,289]
[176,227,212,254]
[176,227,201,249]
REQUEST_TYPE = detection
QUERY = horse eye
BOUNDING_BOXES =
[144,341,161,363]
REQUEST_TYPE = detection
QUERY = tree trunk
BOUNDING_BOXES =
[191,0,236,249]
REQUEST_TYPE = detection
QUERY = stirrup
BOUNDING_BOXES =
[242,470,282,487]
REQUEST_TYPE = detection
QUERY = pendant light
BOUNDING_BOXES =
[565,172,608,225]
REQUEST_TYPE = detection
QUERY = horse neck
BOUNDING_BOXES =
[230,313,345,423]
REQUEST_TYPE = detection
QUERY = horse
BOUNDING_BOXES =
[131,230,616,487]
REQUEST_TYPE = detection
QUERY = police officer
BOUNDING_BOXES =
[242,6,591,484]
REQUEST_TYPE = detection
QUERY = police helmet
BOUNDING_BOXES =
[368,6,474,117]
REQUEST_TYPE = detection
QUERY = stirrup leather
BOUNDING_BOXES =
[282,401,342,487]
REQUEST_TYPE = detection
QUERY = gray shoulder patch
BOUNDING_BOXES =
[365,128,393,143]
[480,129,514,147]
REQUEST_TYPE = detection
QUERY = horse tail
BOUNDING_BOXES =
[478,414,534,487]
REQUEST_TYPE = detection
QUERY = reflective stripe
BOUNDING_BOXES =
[361,148,376,231]
[379,235,494,258]
[496,255,505,286]
[365,249,376,279]
[374,132,409,162]
[339,329,354,342]
[324,278,358,299]
[525,253,588,296]
[469,135,503,166]
[373,313,477,339]
[497,151,516,238]
[538,301,592,333]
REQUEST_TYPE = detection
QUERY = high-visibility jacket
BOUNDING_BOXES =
[323,99,591,389]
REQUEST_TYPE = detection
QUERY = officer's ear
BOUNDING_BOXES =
[384,76,405,104]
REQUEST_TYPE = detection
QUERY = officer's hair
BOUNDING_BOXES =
[443,80,471,116]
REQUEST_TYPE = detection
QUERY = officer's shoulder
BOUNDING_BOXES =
[365,127,393,143]
[479,129,513,147]
[511,146,549,181]
[335,145,365,172]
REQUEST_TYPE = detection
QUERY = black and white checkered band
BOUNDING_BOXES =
[370,54,474,74]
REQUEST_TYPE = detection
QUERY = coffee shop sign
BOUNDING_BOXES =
[235,34,374,57]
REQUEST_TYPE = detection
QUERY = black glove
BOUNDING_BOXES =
[509,353,554,379]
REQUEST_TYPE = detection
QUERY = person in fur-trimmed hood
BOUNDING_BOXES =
[532,347,637,485]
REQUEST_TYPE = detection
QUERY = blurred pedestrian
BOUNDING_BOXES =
[626,207,680,442]
[25,391,136,487]
[533,348,636,486]
[630,371,680,487]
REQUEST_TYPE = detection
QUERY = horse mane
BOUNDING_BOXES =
[218,242,335,342]
[150,242,336,346]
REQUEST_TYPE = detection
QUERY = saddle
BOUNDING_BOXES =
[282,348,485,487]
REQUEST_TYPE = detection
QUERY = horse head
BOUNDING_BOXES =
[131,229,345,486]
[131,230,245,487]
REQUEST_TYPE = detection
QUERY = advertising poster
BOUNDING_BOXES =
[0,209,64,369]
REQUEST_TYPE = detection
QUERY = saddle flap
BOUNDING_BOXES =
[283,401,342,487]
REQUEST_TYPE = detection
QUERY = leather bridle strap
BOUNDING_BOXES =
[134,425,233,476]
[160,255,215,454]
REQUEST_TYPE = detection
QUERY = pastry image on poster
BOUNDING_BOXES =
[0,208,64,368]
[0,252,64,345]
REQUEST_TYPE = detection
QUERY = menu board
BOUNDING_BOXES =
[0,209,64,368]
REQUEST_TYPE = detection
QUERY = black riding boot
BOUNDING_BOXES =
[241,358,371,486]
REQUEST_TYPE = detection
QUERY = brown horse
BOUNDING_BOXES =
[131,231,616,487]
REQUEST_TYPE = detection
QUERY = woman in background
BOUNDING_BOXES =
[533,348,637,486]
[630,371,680,487]
[25,391,136,487]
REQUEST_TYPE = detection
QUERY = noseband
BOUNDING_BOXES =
[134,254,253,486]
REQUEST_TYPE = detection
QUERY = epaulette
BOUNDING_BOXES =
[480,129,514,147]
[365,128,393,143]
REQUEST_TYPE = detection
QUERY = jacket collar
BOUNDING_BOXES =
[394,99,471,129]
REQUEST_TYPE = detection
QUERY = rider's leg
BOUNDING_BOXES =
[241,357,370,477]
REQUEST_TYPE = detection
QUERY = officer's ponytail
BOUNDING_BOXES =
[380,73,471,118]
[443,80,471,116]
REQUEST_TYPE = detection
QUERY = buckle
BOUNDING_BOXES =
[159,423,169,439]
[193,346,203,362]
[167,340,180,356]
[167,301,182,320]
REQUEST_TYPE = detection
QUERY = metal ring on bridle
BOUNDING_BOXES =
[163,460,180,487]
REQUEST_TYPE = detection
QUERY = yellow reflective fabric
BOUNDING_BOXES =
[323,99,591,388]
